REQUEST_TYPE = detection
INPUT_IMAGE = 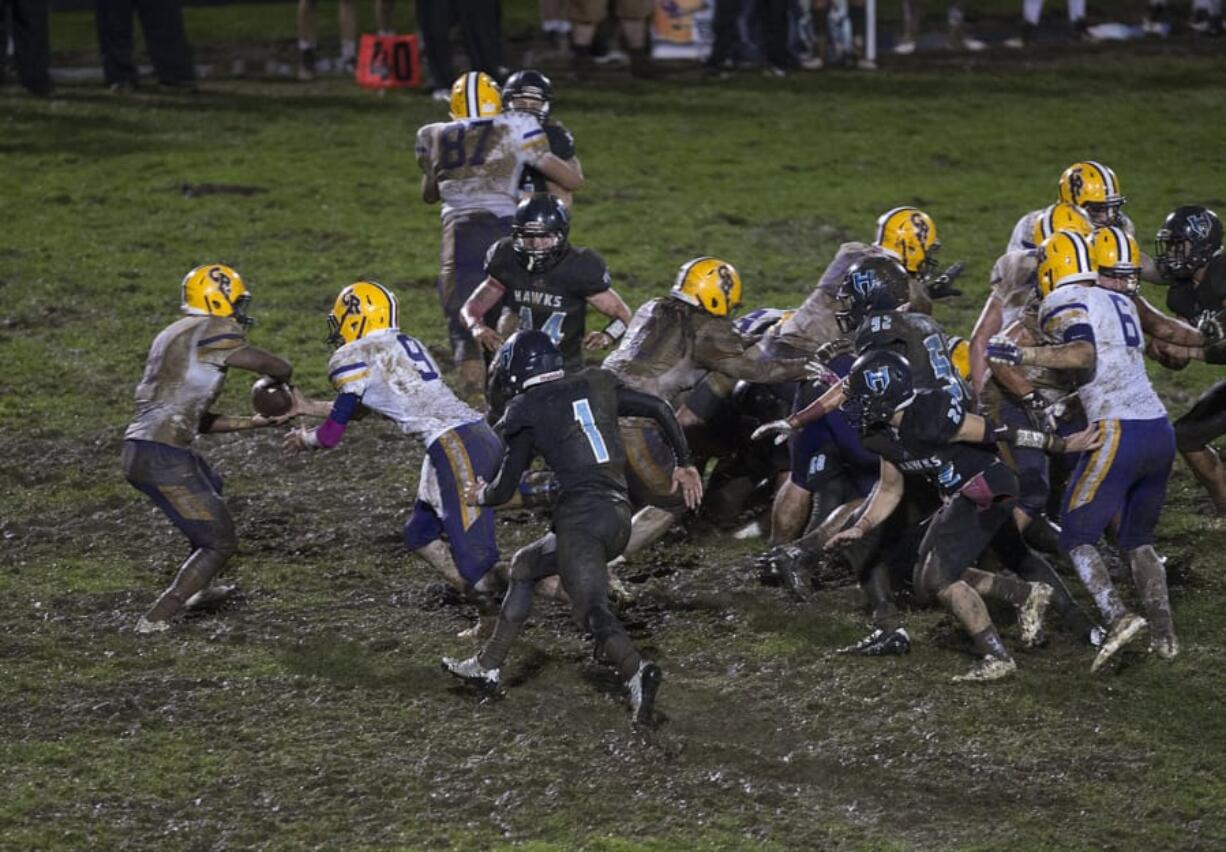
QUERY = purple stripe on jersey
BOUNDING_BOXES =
[328,361,368,379]
[1043,303,1089,320]
[523,128,545,138]
[1061,322,1095,344]
[197,333,243,347]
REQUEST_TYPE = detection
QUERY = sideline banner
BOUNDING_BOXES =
[651,0,714,60]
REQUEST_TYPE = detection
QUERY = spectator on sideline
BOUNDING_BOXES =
[540,0,572,49]
[0,0,52,96]
[1004,0,1090,46]
[296,0,356,81]
[418,0,508,101]
[569,0,654,77]
[893,2,986,53]
[94,0,196,92]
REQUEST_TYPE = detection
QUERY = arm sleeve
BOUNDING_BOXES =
[699,324,809,383]
[616,387,693,468]
[572,250,613,297]
[1040,299,1095,345]
[313,392,362,449]
[479,427,535,506]
[414,125,434,175]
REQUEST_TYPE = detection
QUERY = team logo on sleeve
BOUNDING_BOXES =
[864,366,891,394]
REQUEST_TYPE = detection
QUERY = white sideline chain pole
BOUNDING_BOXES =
[866,0,877,67]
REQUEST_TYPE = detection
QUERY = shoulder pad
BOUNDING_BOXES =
[196,316,246,351]
[327,350,371,392]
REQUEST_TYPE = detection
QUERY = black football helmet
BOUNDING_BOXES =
[502,69,553,120]
[494,330,565,397]
[844,349,916,431]
[512,194,570,273]
[834,255,912,334]
[1155,206,1222,279]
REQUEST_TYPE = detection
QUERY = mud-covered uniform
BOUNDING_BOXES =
[1039,284,1173,553]
[1163,253,1226,454]
[602,297,808,506]
[985,249,1086,519]
[861,390,1056,600]
[316,329,503,584]
[1006,209,1137,253]
[484,238,611,369]
[416,111,551,361]
[517,121,575,195]
[123,315,249,569]
[473,368,692,680]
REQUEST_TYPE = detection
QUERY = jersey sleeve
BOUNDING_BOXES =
[508,113,550,166]
[414,124,436,175]
[326,349,372,396]
[196,317,247,367]
[569,249,612,298]
[484,238,517,280]
[1039,289,1095,345]
[545,122,576,159]
[902,390,965,445]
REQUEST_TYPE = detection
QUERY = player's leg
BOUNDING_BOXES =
[566,0,602,72]
[1118,417,1178,658]
[123,441,237,631]
[94,0,138,88]
[337,0,357,71]
[375,0,395,33]
[296,0,319,80]
[1174,379,1226,514]
[134,0,194,86]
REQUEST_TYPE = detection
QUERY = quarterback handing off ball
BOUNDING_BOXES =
[251,376,293,418]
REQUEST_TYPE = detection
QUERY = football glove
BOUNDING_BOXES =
[1196,309,1226,346]
[925,261,966,301]
[987,335,1024,366]
[751,419,794,445]
[1020,390,1056,433]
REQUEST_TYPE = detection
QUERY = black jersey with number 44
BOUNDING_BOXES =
[483,368,692,506]
[854,310,970,402]
[485,239,612,368]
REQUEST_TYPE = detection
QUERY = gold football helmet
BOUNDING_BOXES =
[1091,226,1142,295]
[874,207,939,277]
[946,335,972,381]
[1037,231,1097,299]
[327,281,399,347]
[181,264,253,325]
[449,71,501,120]
[1057,161,1126,225]
[1032,202,1093,247]
[672,257,743,317]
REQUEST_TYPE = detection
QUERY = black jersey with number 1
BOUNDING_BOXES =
[480,368,692,505]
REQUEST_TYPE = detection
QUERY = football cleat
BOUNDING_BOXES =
[441,655,501,687]
[1017,582,1054,648]
[135,616,170,634]
[1090,612,1147,673]
[838,627,911,656]
[455,616,496,642]
[1150,633,1179,660]
[184,584,236,611]
[627,661,663,726]
[952,655,1017,683]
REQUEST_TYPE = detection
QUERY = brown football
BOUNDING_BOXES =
[251,376,293,418]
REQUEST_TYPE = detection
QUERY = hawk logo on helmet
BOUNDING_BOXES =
[1188,213,1212,240]
[864,367,891,394]
[850,269,875,297]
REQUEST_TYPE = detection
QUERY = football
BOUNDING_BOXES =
[251,376,293,418]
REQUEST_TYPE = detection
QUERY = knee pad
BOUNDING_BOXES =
[403,503,442,552]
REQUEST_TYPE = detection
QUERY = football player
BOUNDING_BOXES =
[461,193,632,371]
[1152,206,1226,513]
[123,264,295,633]
[826,350,1101,681]
[416,71,585,393]
[600,258,810,563]
[988,229,1182,668]
[1006,161,1139,253]
[283,282,506,633]
[761,206,962,362]
[503,69,583,207]
[442,331,703,725]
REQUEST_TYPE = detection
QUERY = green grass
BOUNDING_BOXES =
[3,20,1226,851]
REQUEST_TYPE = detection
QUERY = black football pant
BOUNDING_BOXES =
[479,494,639,680]
[94,0,195,87]
[122,440,236,621]
[0,0,51,93]
[1174,379,1226,452]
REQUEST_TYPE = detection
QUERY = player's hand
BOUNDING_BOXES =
[1020,391,1055,433]
[463,476,487,507]
[925,261,966,300]
[1063,423,1104,454]
[472,326,503,353]
[283,426,314,452]
[751,419,795,444]
[803,356,841,386]
[824,525,865,551]
[671,465,704,511]
[584,330,613,350]
[986,335,1024,366]
[1195,309,1226,345]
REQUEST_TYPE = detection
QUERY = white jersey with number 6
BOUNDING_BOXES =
[1039,283,1166,423]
